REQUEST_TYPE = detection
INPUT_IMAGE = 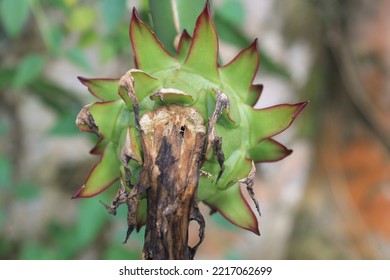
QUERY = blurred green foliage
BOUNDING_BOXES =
[0,0,291,260]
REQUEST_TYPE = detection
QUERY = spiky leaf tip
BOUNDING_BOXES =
[72,142,119,198]
[204,183,260,235]
[78,77,120,101]
[130,8,178,73]
[182,1,219,83]
[220,39,260,102]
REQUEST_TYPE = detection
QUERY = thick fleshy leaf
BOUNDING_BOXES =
[182,2,219,83]
[177,30,192,64]
[72,142,119,198]
[247,84,263,107]
[217,152,252,189]
[78,77,120,101]
[204,183,259,235]
[220,39,259,102]
[248,102,308,145]
[130,9,178,73]
[90,137,109,155]
[247,138,292,162]
[88,100,127,141]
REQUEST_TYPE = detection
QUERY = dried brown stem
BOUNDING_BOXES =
[139,105,206,259]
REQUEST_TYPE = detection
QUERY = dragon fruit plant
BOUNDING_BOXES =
[74,1,306,259]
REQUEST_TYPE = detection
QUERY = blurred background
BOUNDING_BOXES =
[1,0,389,259]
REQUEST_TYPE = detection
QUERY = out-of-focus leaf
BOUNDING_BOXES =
[0,0,30,37]
[49,113,79,135]
[75,197,109,245]
[0,68,13,88]
[104,245,140,260]
[66,48,92,72]
[13,182,41,200]
[101,0,127,32]
[46,222,81,259]
[29,77,83,115]
[46,26,64,56]
[148,0,206,54]
[213,13,291,79]
[0,120,8,136]
[11,54,45,89]
[66,6,96,32]
[218,0,245,25]
[79,30,99,47]
[20,242,56,260]
[99,40,117,62]
[0,156,12,190]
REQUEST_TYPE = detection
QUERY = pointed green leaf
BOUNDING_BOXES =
[247,138,292,162]
[0,0,30,38]
[90,137,109,155]
[182,3,219,83]
[66,48,92,72]
[88,100,127,141]
[12,54,45,89]
[78,77,120,101]
[204,183,259,235]
[247,84,263,106]
[130,9,178,73]
[248,102,308,145]
[101,0,126,32]
[220,40,259,102]
[72,142,119,198]
[177,30,192,64]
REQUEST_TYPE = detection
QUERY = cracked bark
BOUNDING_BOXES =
[139,105,206,260]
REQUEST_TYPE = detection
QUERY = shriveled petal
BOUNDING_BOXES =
[220,39,259,102]
[204,183,260,235]
[130,9,178,73]
[72,142,119,198]
[118,70,161,111]
[182,2,219,83]
[78,77,120,101]
[247,138,292,162]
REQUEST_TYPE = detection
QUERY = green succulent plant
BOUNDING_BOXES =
[74,1,306,245]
